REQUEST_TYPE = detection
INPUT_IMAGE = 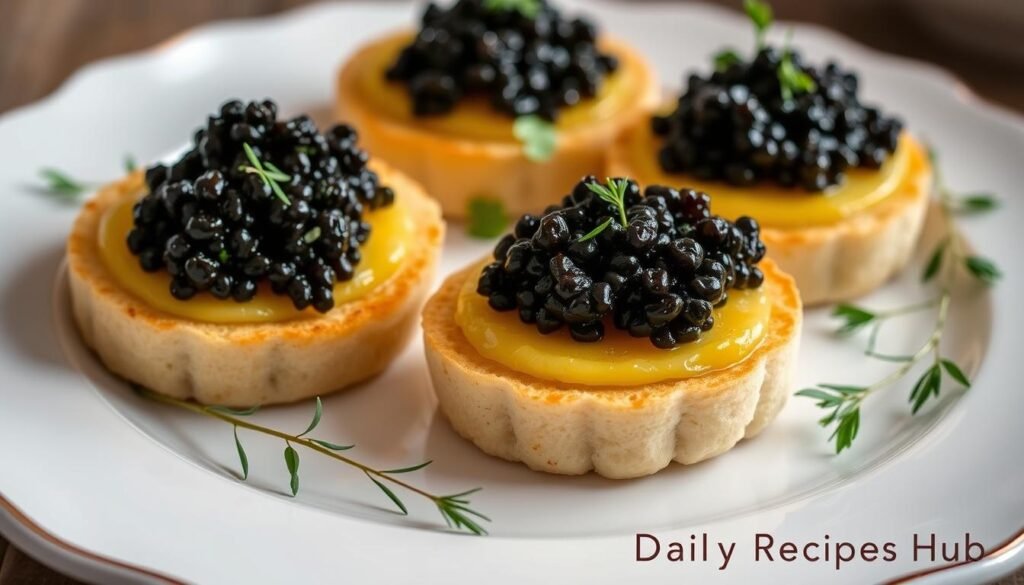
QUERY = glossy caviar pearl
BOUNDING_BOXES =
[478,177,766,349]
[653,47,903,191]
[129,99,395,313]
[386,0,619,121]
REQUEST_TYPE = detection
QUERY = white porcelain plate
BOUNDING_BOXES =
[1,2,1022,583]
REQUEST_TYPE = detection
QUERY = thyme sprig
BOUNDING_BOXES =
[483,0,540,19]
[136,387,490,535]
[38,154,138,200]
[578,178,630,242]
[239,142,292,206]
[713,1,815,101]
[777,31,816,102]
[797,148,1001,453]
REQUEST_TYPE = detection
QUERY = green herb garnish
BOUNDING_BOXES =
[578,178,630,242]
[797,146,1001,454]
[239,142,292,206]
[719,1,815,102]
[777,31,816,101]
[124,154,138,173]
[467,197,509,239]
[218,249,230,264]
[39,168,89,199]
[483,0,541,19]
[135,387,490,535]
[714,49,743,72]
[744,0,773,48]
[513,115,557,162]
[303,226,322,244]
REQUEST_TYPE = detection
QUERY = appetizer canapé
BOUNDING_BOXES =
[68,99,444,406]
[336,0,660,219]
[422,177,801,478]
[609,39,932,304]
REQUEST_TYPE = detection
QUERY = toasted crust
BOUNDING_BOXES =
[607,131,933,306]
[67,162,444,406]
[336,32,660,219]
[422,258,801,479]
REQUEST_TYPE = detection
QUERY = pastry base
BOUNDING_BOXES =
[336,32,660,219]
[67,162,444,406]
[421,259,801,479]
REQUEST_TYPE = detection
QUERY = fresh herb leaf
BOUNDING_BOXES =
[910,364,942,414]
[714,48,743,71]
[234,426,249,480]
[297,396,323,437]
[240,142,292,206]
[284,444,300,496]
[381,461,433,474]
[206,404,260,416]
[39,168,89,198]
[303,226,322,245]
[578,217,614,242]
[218,249,230,264]
[483,0,540,18]
[941,359,971,388]
[957,193,998,214]
[830,408,860,454]
[818,384,868,394]
[922,240,947,282]
[467,197,509,239]
[743,0,773,47]
[964,255,1001,284]
[777,32,816,102]
[832,304,875,335]
[585,177,630,227]
[124,154,138,173]
[367,472,408,515]
[310,439,355,451]
[513,115,557,162]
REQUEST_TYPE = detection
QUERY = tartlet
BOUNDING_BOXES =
[335,0,660,219]
[422,178,802,479]
[68,101,444,406]
[608,45,933,305]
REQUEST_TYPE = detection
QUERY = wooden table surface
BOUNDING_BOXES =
[0,1,1021,583]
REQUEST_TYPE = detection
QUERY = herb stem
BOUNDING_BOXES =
[799,145,998,452]
[138,387,487,533]
[142,389,437,500]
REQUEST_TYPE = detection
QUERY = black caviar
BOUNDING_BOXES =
[653,47,903,191]
[386,0,618,120]
[127,99,394,313]
[477,177,766,349]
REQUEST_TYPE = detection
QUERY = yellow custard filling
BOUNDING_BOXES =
[455,265,771,386]
[352,32,642,142]
[623,123,921,229]
[98,190,413,324]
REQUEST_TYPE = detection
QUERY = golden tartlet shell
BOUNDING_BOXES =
[422,258,802,479]
[67,162,444,406]
[337,32,660,219]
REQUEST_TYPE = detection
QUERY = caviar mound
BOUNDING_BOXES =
[335,26,660,219]
[609,121,934,306]
[386,0,618,120]
[130,99,394,313]
[653,47,903,191]
[478,177,766,349]
[68,163,444,406]
[422,258,802,479]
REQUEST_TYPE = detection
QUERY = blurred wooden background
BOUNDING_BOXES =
[0,0,1021,583]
